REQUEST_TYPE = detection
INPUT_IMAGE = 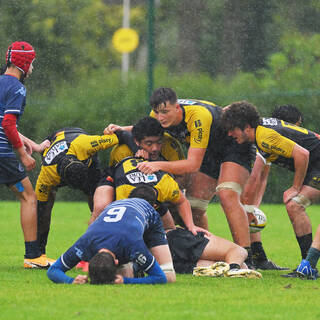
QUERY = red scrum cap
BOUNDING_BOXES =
[6,41,36,74]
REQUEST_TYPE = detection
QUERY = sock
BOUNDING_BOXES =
[244,247,253,267]
[296,233,312,259]
[251,241,268,263]
[25,241,41,259]
[229,263,241,270]
[306,247,320,268]
[38,230,49,255]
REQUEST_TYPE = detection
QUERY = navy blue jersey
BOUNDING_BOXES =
[60,198,163,272]
[0,75,26,157]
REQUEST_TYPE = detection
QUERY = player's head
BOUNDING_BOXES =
[57,155,89,190]
[129,185,158,206]
[272,104,303,126]
[89,251,117,285]
[222,101,260,144]
[150,88,179,128]
[132,117,164,160]
[6,41,36,77]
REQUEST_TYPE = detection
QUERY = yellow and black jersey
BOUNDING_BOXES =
[150,99,222,149]
[113,157,181,205]
[36,128,120,202]
[256,118,320,171]
[109,132,185,167]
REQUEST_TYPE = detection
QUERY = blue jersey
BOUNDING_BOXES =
[0,74,26,157]
[61,198,161,271]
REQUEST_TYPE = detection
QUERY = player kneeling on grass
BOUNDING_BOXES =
[166,227,262,279]
[47,186,174,285]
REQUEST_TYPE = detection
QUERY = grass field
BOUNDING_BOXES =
[1,201,320,320]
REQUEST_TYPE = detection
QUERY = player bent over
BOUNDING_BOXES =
[47,186,174,285]
[0,41,51,268]
[222,101,320,263]
[35,127,132,260]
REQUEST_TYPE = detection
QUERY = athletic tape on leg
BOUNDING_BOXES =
[187,196,209,211]
[292,194,311,209]
[216,182,242,195]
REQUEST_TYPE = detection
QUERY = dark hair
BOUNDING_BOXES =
[89,251,117,285]
[221,101,260,131]
[128,185,157,206]
[57,155,89,190]
[132,116,165,142]
[150,87,177,110]
[272,104,303,125]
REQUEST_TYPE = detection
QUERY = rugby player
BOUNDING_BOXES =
[243,105,303,270]
[0,41,51,268]
[222,101,320,262]
[104,88,256,267]
[47,186,172,284]
[35,127,132,260]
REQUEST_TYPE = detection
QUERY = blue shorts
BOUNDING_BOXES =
[143,217,168,248]
[0,157,26,186]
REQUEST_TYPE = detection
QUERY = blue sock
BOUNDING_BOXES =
[306,247,320,269]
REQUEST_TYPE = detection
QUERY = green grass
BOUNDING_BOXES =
[1,201,320,320]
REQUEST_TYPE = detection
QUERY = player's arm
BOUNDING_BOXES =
[175,191,211,236]
[136,147,206,175]
[284,143,309,203]
[118,259,167,285]
[103,124,133,135]
[2,113,35,170]
[19,132,50,154]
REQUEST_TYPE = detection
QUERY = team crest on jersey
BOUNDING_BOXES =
[74,246,84,259]
[15,86,26,97]
[193,128,203,144]
[262,118,277,126]
[126,172,158,184]
[136,253,147,266]
[44,141,68,164]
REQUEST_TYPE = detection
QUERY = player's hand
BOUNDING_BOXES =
[23,140,33,155]
[137,161,161,174]
[21,153,36,171]
[103,124,123,135]
[38,139,51,152]
[283,186,300,204]
[73,275,88,284]
[188,225,212,237]
[135,149,150,159]
[247,212,258,225]
[114,274,124,284]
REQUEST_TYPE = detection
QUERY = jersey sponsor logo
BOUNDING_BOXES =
[261,142,270,149]
[44,141,68,164]
[194,119,202,128]
[136,253,147,266]
[270,145,286,154]
[193,128,203,144]
[178,99,196,105]
[126,172,158,184]
[91,138,114,148]
[15,86,26,97]
[262,118,277,126]
[38,184,49,195]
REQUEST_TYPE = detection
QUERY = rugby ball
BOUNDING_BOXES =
[249,207,267,233]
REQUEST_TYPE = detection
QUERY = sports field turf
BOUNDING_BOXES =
[1,201,319,320]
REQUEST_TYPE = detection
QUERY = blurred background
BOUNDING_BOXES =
[1,0,320,202]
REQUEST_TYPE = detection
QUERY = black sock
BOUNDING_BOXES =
[25,241,41,259]
[244,247,253,267]
[38,230,49,255]
[251,241,268,263]
[229,263,241,270]
[296,233,312,259]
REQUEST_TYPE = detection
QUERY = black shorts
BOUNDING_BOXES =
[304,159,320,190]
[200,138,256,179]
[166,228,209,274]
[97,168,115,188]
[0,156,26,186]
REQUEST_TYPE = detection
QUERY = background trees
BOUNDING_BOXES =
[1,0,320,202]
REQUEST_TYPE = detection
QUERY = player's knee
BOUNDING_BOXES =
[217,183,241,210]
[187,196,209,212]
